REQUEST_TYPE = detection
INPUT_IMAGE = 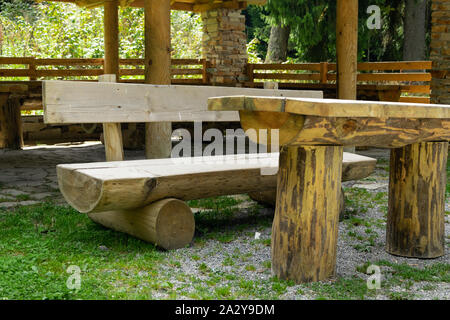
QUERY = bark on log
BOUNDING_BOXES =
[88,198,194,250]
[272,145,343,283]
[386,141,447,258]
[249,187,347,221]
[0,94,23,150]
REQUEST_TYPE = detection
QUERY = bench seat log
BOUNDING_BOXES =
[57,152,375,214]
[209,95,450,283]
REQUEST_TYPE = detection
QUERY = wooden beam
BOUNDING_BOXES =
[144,0,172,159]
[103,0,119,76]
[337,0,358,152]
[56,152,375,214]
[336,0,358,100]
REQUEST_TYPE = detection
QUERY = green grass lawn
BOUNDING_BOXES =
[0,155,448,300]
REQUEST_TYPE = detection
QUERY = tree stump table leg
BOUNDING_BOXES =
[272,145,343,283]
[387,142,447,258]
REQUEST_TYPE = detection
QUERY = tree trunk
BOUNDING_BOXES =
[403,0,427,61]
[265,24,290,63]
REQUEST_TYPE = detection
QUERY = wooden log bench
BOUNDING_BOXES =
[43,81,376,251]
[56,152,376,249]
[209,95,449,283]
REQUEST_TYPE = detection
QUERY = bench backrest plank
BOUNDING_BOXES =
[43,81,323,124]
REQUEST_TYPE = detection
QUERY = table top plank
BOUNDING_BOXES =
[208,96,450,119]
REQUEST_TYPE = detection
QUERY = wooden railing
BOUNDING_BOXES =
[247,60,432,103]
[0,57,432,103]
[0,57,208,84]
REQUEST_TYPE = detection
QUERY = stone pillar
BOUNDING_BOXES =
[430,0,450,104]
[201,8,248,86]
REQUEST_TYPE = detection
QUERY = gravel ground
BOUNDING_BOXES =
[0,143,448,300]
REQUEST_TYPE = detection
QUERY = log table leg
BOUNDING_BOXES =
[387,142,447,258]
[272,145,343,283]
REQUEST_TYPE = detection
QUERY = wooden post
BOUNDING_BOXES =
[0,94,23,150]
[247,64,255,88]
[272,145,343,283]
[320,62,328,84]
[336,0,358,100]
[99,75,124,162]
[144,0,172,159]
[336,0,358,153]
[102,2,123,161]
[103,0,119,76]
[202,59,209,84]
[386,142,447,258]
[29,58,37,81]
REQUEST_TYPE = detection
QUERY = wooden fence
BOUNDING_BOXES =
[247,60,432,103]
[0,57,432,103]
[0,57,208,84]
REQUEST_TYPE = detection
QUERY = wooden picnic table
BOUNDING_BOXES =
[209,96,450,283]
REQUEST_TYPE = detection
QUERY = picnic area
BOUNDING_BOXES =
[0,0,448,300]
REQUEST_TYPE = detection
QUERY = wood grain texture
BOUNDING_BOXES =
[99,75,124,161]
[337,0,358,100]
[43,81,322,124]
[272,145,343,283]
[289,116,450,148]
[236,109,450,148]
[208,96,450,119]
[88,198,195,250]
[249,187,346,222]
[144,0,172,159]
[103,123,124,161]
[386,142,447,258]
[103,0,119,76]
[57,152,375,214]
[145,122,172,159]
[0,94,23,149]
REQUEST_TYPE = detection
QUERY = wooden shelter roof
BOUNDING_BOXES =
[47,0,266,11]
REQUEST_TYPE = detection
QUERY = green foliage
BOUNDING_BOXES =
[249,0,429,62]
[0,1,202,59]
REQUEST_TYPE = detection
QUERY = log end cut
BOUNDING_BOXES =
[57,165,103,213]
